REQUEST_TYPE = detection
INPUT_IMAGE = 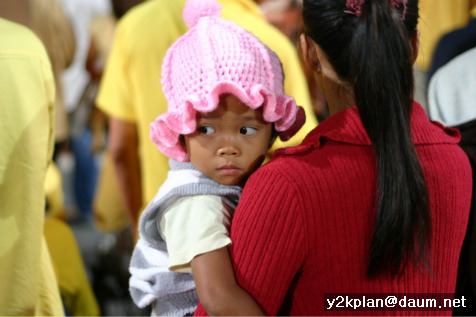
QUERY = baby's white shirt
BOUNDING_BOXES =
[158,195,233,273]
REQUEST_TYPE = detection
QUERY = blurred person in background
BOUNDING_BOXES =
[0,0,75,156]
[79,1,165,315]
[428,0,476,82]
[0,0,75,224]
[428,47,476,315]
[96,0,317,241]
[413,0,470,111]
[259,0,329,122]
[0,18,64,316]
[43,163,101,316]
[426,10,476,311]
[56,0,112,222]
[87,0,144,236]
[43,217,101,316]
[58,0,112,114]
[259,0,302,42]
[83,1,152,315]
[0,3,101,315]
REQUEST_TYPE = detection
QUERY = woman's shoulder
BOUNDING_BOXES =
[245,157,300,196]
[253,152,321,189]
[260,153,304,174]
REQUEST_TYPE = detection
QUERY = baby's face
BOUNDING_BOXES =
[183,94,273,186]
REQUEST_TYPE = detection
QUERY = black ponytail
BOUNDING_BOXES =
[303,0,431,277]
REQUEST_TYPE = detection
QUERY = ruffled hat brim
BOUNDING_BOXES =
[150,81,305,162]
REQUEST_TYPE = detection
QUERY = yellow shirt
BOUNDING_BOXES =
[416,0,470,71]
[45,162,66,219]
[0,18,63,316]
[96,0,317,211]
[44,218,100,316]
[0,0,76,143]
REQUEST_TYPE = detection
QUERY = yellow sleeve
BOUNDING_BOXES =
[96,18,136,122]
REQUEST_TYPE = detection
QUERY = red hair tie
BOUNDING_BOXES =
[344,0,407,19]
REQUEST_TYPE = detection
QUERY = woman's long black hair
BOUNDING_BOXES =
[303,0,431,277]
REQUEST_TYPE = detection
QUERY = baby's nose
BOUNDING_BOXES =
[217,146,240,156]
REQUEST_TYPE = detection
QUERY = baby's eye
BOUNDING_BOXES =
[240,127,258,135]
[197,126,215,135]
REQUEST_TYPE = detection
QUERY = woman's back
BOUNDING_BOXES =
[191,0,474,316]
[226,103,471,315]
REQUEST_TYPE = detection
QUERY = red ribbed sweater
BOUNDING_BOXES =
[194,103,472,316]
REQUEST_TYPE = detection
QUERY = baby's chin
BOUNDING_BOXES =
[206,170,249,187]
[212,175,246,187]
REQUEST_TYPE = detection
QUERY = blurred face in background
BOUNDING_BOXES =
[259,0,302,43]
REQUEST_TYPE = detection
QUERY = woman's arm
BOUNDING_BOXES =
[191,247,264,316]
[108,117,142,239]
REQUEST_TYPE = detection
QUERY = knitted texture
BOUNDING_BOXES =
[193,103,472,316]
[150,0,305,162]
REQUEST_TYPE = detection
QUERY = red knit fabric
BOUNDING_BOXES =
[194,102,472,316]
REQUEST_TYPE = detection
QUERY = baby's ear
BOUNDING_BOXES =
[300,34,322,73]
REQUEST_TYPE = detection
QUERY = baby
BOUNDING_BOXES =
[129,0,305,315]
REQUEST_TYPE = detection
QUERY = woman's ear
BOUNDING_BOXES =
[411,30,420,64]
[300,34,322,73]
[268,128,278,149]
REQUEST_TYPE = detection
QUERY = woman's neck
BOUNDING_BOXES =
[324,83,355,117]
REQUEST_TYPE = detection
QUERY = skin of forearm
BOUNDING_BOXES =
[199,283,264,316]
[191,247,264,316]
[108,118,142,238]
[112,150,141,234]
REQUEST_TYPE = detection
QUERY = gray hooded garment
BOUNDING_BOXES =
[129,160,241,316]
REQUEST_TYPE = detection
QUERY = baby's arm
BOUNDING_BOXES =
[191,247,264,316]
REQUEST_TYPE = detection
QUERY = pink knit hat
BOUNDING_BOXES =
[150,0,306,162]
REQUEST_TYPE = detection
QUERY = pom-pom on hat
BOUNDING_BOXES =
[150,0,306,162]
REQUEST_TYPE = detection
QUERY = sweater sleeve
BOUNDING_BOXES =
[195,164,307,316]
